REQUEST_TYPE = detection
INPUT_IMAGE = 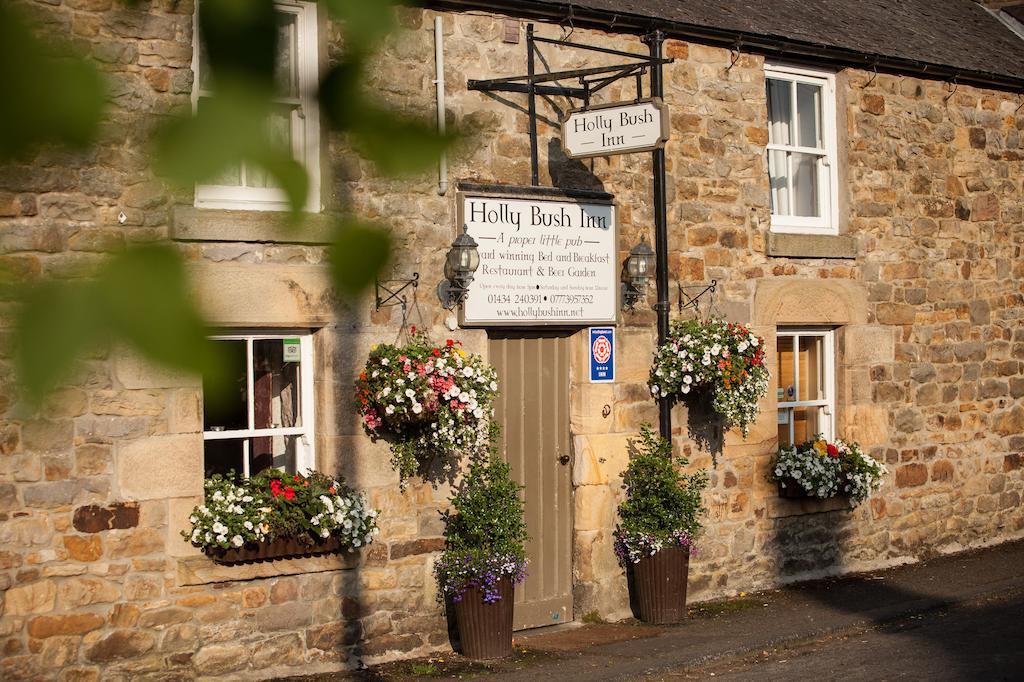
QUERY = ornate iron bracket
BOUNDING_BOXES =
[677,279,717,315]
[374,273,419,312]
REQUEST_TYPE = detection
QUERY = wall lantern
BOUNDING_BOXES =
[622,238,655,310]
[437,227,480,309]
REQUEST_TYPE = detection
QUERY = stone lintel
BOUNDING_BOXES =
[171,205,334,244]
[767,233,858,259]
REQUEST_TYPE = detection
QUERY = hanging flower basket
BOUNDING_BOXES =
[771,437,886,506]
[648,318,769,436]
[182,469,380,562]
[356,330,499,486]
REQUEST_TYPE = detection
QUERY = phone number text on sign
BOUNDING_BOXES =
[460,193,617,326]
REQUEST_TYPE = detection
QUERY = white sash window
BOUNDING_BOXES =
[766,64,838,234]
[776,328,835,447]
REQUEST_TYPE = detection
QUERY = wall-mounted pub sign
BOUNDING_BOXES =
[459,190,617,326]
[561,98,669,159]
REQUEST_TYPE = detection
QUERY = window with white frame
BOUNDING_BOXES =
[776,328,835,448]
[765,64,838,234]
[192,1,321,212]
[202,333,315,479]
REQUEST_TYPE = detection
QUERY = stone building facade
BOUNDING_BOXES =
[1,0,1022,679]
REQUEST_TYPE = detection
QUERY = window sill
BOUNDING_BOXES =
[171,205,333,244]
[767,232,857,259]
[176,550,360,586]
[767,495,851,519]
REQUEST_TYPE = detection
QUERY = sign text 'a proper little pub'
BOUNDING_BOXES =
[460,193,617,326]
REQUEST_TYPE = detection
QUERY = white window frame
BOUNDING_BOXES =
[776,327,835,446]
[765,63,839,235]
[191,0,321,213]
[203,331,316,476]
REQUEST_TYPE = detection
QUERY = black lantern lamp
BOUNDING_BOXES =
[437,227,480,309]
[622,238,655,310]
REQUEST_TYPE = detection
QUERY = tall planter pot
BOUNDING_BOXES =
[631,546,690,625]
[453,576,514,659]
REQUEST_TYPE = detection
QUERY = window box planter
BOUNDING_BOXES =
[204,535,346,565]
[776,477,811,499]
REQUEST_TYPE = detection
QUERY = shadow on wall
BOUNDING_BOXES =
[547,137,606,192]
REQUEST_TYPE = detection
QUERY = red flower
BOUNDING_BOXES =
[410,325,417,333]
[284,487,296,501]
[432,348,441,357]
[827,443,839,458]
[270,480,283,497]
[293,475,300,482]
[445,339,454,348]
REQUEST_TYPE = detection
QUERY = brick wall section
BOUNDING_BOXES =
[0,3,1022,679]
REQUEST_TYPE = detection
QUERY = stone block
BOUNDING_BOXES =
[571,433,631,487]
[896,463,928,488]
[63,535,102,562]
[754,279,868,326]
[166,496,203,558]
[116,433,203,500]
[105,528,164,558]
[114,349,199,390]
[190,262,335,327]
[574,485,615,532]
[389,537,444,559]
[27,613,104,639]
[995,406,1023,436]
[569,383,615,435]
[172,205,334,243]
[615,329,657,383]
[58,577,120,608]
[875,303,916,325]
[843,325,895,366]
[3,581,57,616]
[192,643,248,675]
[843,405,890,446]
[765,233,858,259]
[73,503,139,533]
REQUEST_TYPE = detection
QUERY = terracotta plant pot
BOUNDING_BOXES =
[453,576,514,659]
[205,535,344,564]
[631,546,690,625]
[776,477,810,499]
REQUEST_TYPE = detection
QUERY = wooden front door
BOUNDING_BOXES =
[488,332,573,630]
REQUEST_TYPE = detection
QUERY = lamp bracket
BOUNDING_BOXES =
[375,273,419,312]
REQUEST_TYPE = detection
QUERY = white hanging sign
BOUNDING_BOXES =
[459,191,617,326]
[561,98,669,159]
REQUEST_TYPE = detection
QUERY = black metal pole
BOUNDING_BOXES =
[527,24,539,186]
[645,30,672,441]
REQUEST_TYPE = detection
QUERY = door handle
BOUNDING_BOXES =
[557,454,570,466]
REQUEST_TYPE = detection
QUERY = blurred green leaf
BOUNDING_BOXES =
[250,145,310,217]
[14,282,103,408]
[323,0,400,55]
[318,59,365,130]
[327,221,392,295]
[0,3,105,159]
[14,246,226,407]
[198,0,278,89]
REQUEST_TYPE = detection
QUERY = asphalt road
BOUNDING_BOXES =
[660,587,1024,681]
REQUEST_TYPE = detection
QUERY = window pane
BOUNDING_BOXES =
[251,435,302,476]
[792,406,823,444]
[204,340,248,431]
[276,12,299,98]
[796,82,822,148]
[777,335,795,402]
[798,336,825,402]
[768,149,790,216]
[245,109,293,188]
[778,408,793,448]
[253,339,302,430]
[791,152,820,217]
[766,78,793,145]
[204,439,245,480]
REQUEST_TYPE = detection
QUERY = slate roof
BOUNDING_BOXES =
[437,0,1024,89]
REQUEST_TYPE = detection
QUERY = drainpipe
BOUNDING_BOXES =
[645,29,672,441]
[434,15,449,195]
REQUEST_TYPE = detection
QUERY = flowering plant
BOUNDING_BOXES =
[614,425,708,566]
[356,330,499,485]
[772,437,886,506]
[434,450,528,604]
[649,318,769,435]
[183,469,379,552]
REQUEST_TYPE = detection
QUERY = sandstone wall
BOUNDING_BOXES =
[0,2,1021,679]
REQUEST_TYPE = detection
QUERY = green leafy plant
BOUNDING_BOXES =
[434,446,528,604]
[183,468,379,552]
[614,424,708,565]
